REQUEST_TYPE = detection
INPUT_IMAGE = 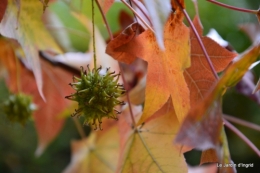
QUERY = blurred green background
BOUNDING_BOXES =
[1,0,260,172]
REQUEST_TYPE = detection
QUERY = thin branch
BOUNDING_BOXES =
[223,119,260,157]
[121,0,155,33]
[207,0,258,14]
[224,114,260,132]
[180,7,219,79]
[119,64,136,127]
[72,117,86,138]
[131,0,152,26]
[94,0,113,41]
[91,0,97,69]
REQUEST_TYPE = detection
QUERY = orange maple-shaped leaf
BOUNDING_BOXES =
[1,43,74,155]
[184,16,237,108]
[117,99,188,173]
[63,120,119,173]
[106,12,190,124]
[175,43,260,150]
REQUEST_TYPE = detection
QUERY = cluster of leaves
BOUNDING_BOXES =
[0,0,260,173]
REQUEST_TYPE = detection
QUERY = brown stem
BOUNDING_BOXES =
[119,64,136,127]
[94,0,113,41]
[223,119,260,157]
[72,117,86,138]
[207,0,258,14]
[121,0,155,33]
[224,114,260,132]
[132,0,152,26]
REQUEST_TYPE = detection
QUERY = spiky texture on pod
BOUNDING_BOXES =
[65,65,125,130]
[3,93,36,125]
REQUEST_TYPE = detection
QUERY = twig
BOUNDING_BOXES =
[119,64,136,127]
[223,119,260,157]
[131,0,152,26]
[121,0,155,33]
[91,0,97,69]
[94,0,113,41]
[207,0,258,14]
[72,117,86,138]
[224,114,260,132]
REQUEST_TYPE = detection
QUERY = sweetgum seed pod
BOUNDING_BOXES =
[65,65,126,130]
[2,93,36,125]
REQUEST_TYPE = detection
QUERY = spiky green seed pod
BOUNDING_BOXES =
[65,65,125,130]
[2,93,36,125]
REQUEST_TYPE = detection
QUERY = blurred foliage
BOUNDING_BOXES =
[1,0,260,173]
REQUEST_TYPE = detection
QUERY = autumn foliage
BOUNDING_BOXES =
[0,0,260,173]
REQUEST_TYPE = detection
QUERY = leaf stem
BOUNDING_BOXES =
[92,0,97,69]
[94,0,113,41]
[121,0,155,33]
[224,114,260,132]
[181,8,219,79]
[223,119,260,157]
[206,0,258,14]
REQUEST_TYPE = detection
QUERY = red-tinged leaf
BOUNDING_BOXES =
[0,39,17,83]
[107,12,191,125]
[175,43,260,151]
[0,0,62,100]
[117,99,188,173]
[97,0,114,14]
[63,120,120,173]
[0,0,7,22]
[2,45,74,155]
[200,148,218,165]
[143,0,171,50]
[184,16,237,108]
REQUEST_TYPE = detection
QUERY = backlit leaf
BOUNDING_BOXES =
[63,120,119,173]
[1,44,74,155]
[184,16,237,108]
[107,12,190,125]
[143,0,171,50]
[0,0,62,100]
[175,43,260,150]
[117,99,188,173]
